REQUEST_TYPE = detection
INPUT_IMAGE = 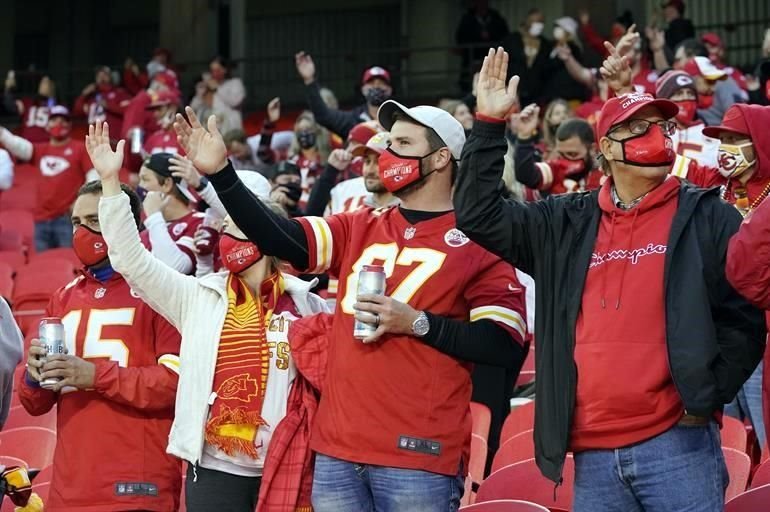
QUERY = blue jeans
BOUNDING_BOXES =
[725,360,766,451]
[573,423,728,512]
[311,453,464,512]
[34,215,72,252]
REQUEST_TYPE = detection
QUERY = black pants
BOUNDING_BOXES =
[185,464,261,512]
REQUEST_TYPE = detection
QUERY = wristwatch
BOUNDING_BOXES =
[411,311,430,337]
[195,176,210,192]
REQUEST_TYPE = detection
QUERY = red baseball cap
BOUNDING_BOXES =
[347,122,380,146]
[596,92,679,139]
[702,105,750,138]
[701,32,723,48]
[682,56,727,81]
[362,66,391,85]
[351,131,390,157]
[152,69,179,91]
[146,89,180,110]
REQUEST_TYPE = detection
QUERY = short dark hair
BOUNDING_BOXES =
[675,38,707,58]
[556,119,595,146]
[77,181,142,229]
[223,129,248,146]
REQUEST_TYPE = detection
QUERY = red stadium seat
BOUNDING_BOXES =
[0,231,22,252]
[476,456,575,511]
[722,416,748,452]
[723,446,752,501]
[725,483,770,511]
[0,250,26,273]
[0,182,38,213]
[515,371,536,388]
[0,427,56,469]
[460,499,550,511]
[0,456,27,468]
[471,402,492,442]
[491,430,535,473]
[750,458,770,489]
[463,434,488,506]
[10,165,40,189]
[500,401,535,443]
[3,405,56,431]
[13,262,75,336]
[28,248,81,269]
[0,210,35,255]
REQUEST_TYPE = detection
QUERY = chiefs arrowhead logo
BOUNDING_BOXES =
[217,373,259,401]
[40,156,71,177]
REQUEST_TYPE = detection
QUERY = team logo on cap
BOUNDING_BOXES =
[676,75,693,86]
[444,229,470,248]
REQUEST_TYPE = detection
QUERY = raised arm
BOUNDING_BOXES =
[453,47,546,274]
[0,127,33,161]
[296,51,357,138]
[599,27,638,96]
[173,107,310,270]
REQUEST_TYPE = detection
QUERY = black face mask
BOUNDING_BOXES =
[135,186,148,202]
[365,87,389,107]
[296,131,317,149]
[278,180,303,203]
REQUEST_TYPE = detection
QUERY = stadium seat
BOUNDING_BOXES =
[0,182,38,212]
[476,455,575,511]
[725,483,770,511]
[471,402,492,441]
[0,231,22,252]
[460,499,550,511]
[515,371,536,388]
[0,210,35,255]
[13,262,76,336]
[491,429,535,472]
[463,433,488,506]
[3,405,56,431]
[0,456,27,468]
[500,400,535,443]
[722,416,748,452]
[0,250,26,273]
[27,248,81,269]
[0,427,56,469]
[723,446,752,501]
[750,458,770,489]
[10,165,40,189]
[0,261,13,300]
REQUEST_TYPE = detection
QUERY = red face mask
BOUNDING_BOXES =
[73,226,108,266]
[674,100,698,125]
[698,93,715,109]
[608,124,675,167]
[377,147,438,193]
[552,157,588,177]
[219,233,262,274]
[49,124,70,140]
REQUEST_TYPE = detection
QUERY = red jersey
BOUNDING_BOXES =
[143,128,185,156]
[297,208,526,475]
[73,86,132,135]
[631,68,659,95]
[292,154,323,209]
[26,140,93,221]
[17,271,182,512]
[17,97,54,143]
[121,91,159,139]
[140,211,203,274]
[533,160,606,196]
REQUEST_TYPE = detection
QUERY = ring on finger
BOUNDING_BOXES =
[374,314,380,327]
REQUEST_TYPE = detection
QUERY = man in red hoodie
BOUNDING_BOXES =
[455,47,765,511]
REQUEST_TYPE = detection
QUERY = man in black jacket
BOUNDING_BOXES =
[455,47,765,512]
[295,51,392,139]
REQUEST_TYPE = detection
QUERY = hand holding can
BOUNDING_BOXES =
[39,318,66,389]
[353,265,387,341]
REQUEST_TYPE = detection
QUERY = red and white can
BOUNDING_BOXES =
[39,317,65,388]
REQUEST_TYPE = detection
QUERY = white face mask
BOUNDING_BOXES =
[529,22,544,37]
[718,142,756,179]
[553,26,566,41]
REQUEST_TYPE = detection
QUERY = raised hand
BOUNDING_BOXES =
[173,106,228,175]
[295,52,316,85]
[267,97,281,123]
[615,24,639,56]
[328,148,353,171]
[85,122,125,183]
[516,104,541,139]
[169,155,201,189]
[600,39,633,94]
[476,47,520,119]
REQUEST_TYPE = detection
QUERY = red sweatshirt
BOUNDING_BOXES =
[571,177,684,451]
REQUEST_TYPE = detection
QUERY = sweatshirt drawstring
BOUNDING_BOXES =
[600,211,617,309]
[615,209,639,309]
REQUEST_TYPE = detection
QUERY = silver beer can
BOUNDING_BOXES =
[130,127,144,154]
[39,317,65,388]
[353,265,387,341]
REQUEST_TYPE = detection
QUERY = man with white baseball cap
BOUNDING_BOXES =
[175,99,529,509]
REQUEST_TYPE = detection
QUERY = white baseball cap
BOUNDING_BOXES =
[236,170,271,200]
[377,100,466,160]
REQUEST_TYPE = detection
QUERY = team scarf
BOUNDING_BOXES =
[205,272,284,458]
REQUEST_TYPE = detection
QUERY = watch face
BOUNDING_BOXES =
[413,315,430,336]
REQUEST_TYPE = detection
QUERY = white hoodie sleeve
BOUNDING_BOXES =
[0,150,14,190]
[0,128,33,161]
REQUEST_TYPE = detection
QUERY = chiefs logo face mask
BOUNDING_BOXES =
[219,233,263,274]
[607,124,675,168]
[48,124,71,140]
[73,226,109,266]
[718,142,756,179]
[377,147,440,193]
[674,100,698,125]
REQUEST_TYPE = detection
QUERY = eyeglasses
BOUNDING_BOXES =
[610,119,677,137]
